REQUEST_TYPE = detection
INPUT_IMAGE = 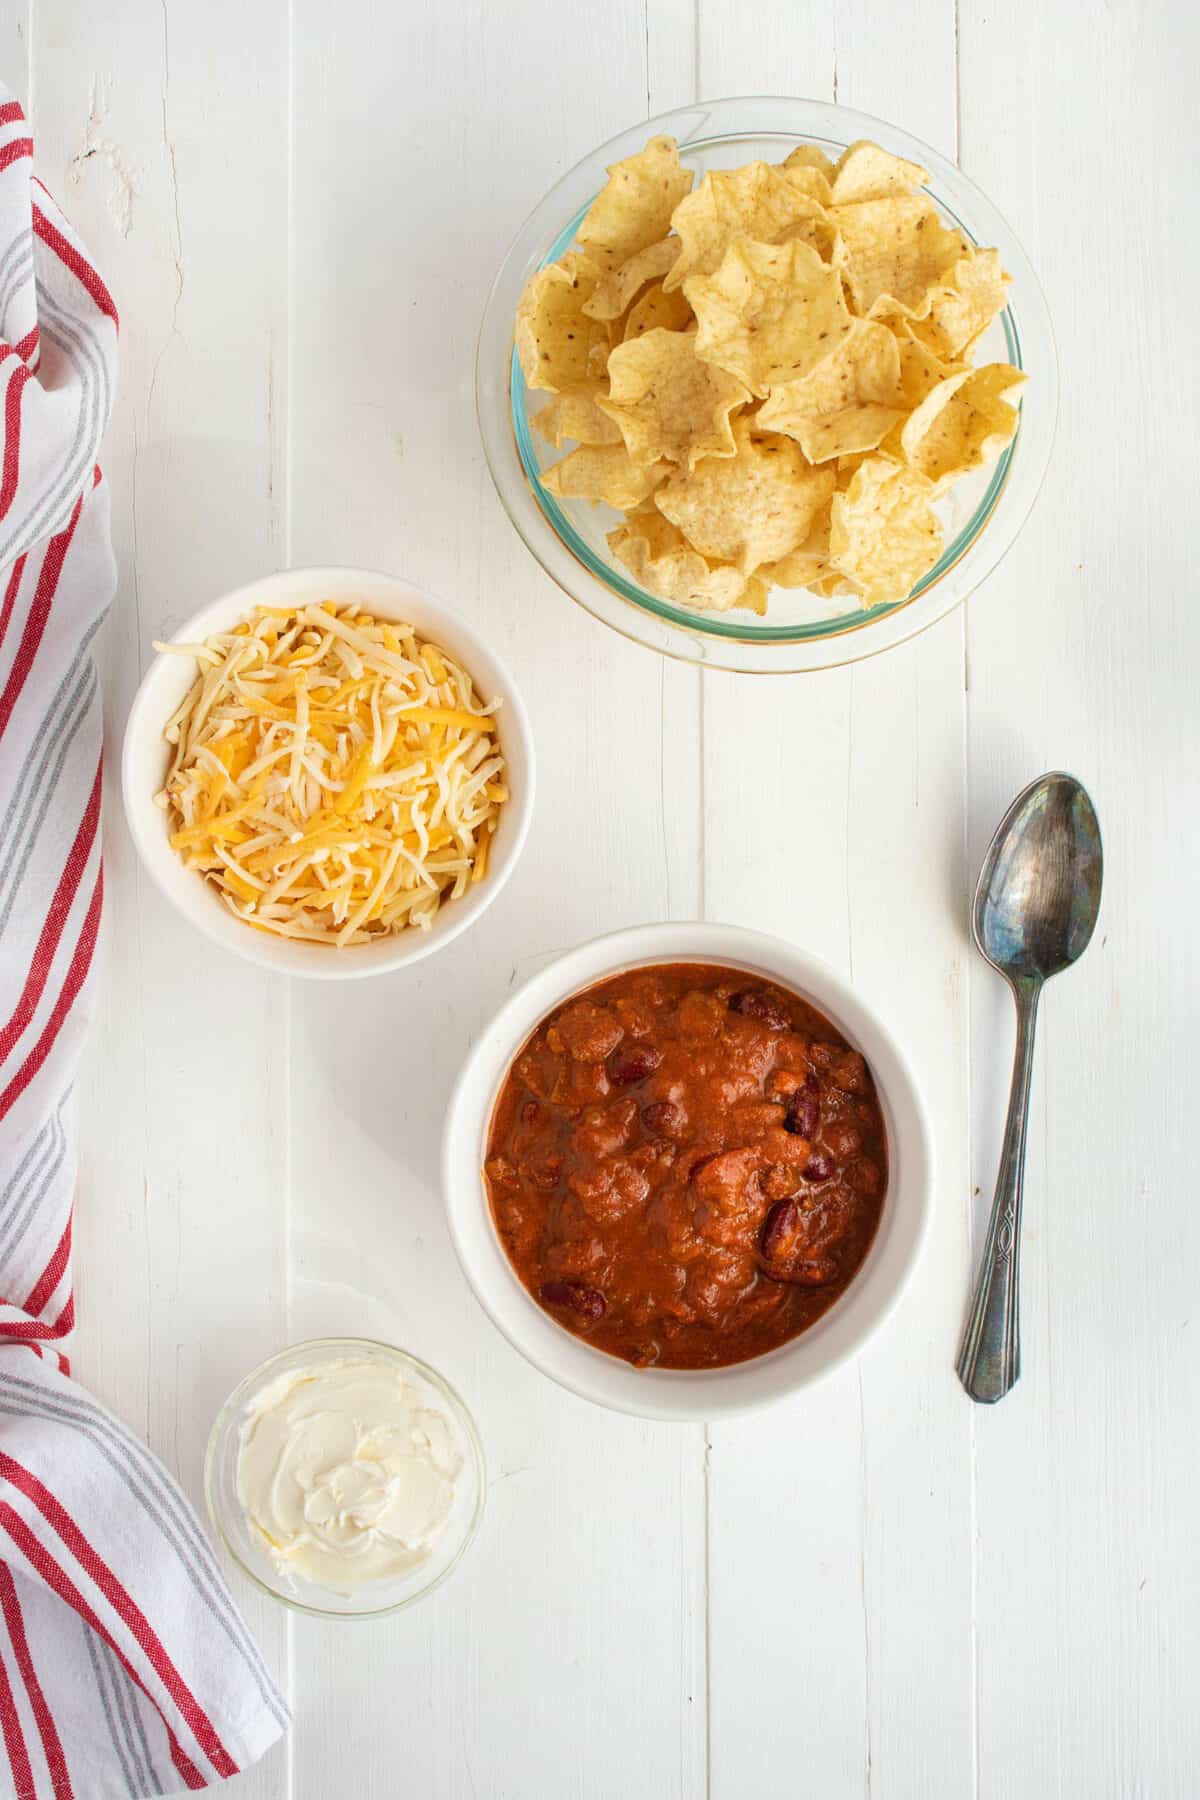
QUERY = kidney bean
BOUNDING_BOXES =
[761,1239,837,1287]
[758,1198,840,1287]
[784,1073,820,1139]
[607,1042,664,1086]
[760,1198,799,1262]
[540,1279,607,1320]
[802,1150,835,1184]
[641,1099,683,1137]
[728,987,790,1029]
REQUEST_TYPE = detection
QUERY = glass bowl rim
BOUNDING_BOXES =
[477,94,1059,674]
[203,1334,487,1620]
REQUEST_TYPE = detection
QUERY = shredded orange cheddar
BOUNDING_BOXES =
[153,601,505,946]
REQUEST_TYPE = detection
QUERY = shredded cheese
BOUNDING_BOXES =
[154,602,506,947]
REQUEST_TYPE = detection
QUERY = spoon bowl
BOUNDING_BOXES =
[958,772,1103,1403]
[973,773,1103,987]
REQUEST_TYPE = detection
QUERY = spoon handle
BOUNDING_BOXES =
[957,981,1041,1404]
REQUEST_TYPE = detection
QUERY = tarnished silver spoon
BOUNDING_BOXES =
[957,772,1103,1404]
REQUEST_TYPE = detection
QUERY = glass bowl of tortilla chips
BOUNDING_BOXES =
[477,96,1056,674]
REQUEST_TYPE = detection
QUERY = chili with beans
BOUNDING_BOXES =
[484,962,887,1369]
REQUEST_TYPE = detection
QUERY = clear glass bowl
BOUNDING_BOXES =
[205,1337,485,1619]
[477,96,1058,674]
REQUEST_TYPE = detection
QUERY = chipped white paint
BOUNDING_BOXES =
[7,0,1198,1795]
[67,76,136,237]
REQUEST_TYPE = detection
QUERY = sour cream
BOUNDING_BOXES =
[236,1357,461,1590]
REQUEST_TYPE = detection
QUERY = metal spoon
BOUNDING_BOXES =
[957,772,1103,1404]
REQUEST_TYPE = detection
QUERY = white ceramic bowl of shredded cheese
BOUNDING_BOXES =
[121,567,535,980]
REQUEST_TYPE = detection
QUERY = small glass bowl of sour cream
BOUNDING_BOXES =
[205,1337,485,1618]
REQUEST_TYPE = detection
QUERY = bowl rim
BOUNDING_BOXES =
[477,93,1059,675]
[203,1334,487,1619]
[442,922,934,1420]
[120,564,536,982]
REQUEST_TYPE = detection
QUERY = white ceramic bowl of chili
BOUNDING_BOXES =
[121,566,535,980]
[443,922,933,1420]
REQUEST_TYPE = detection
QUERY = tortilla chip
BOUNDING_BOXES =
[830,140,930,204]
[899,362,1025,488]
[685,237,855,397]
[780,169,834,211]
[665,163,832,292]
[598,328,749,470]
[758,319,903,461]
[623,280,694,340]
[811,570,863,599]
[586,338,612,381]
[870,418,909,463]
[531,386,623,449]
[541,444,670,509]
[761,510,857,600]
[782,144,836,182]
[577,135,694,269]
[830,195,965,316]
[655,422,836,573]
[795,316,901,400]
[759,508,839,590]
[893,330,968,407]
[609,509,760,612]
[835,451,874,477]
[800,404,907,465]
[779,146,836,205]
[583,238,680,321]
[761,550,825,589]
[909,248,1009,357]
[828,456,943,606]
[515,252,609,393]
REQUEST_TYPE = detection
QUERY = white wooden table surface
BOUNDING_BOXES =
[9,0,1196,1793]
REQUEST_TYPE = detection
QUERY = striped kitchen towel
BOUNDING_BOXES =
[0,89,288,1797]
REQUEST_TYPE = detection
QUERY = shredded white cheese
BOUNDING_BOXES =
[154,601,507,947]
